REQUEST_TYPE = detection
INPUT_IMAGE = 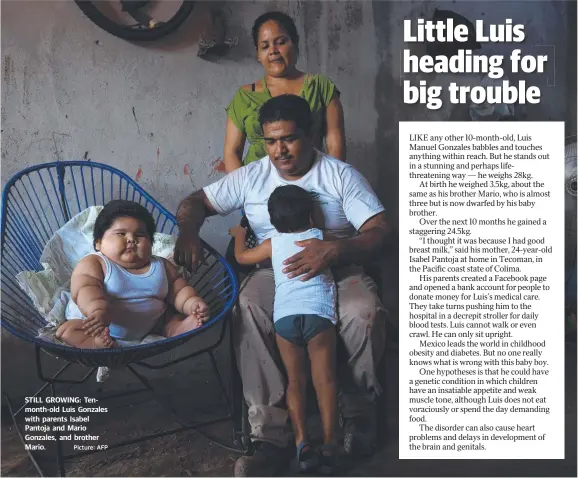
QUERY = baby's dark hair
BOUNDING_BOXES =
[251,11,299,50]
[93,200,156,249]
[268,185,313,233]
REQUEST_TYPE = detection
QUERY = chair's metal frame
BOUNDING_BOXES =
[1,161,252,476]
[4,321,250,477]
[224,215,257,456]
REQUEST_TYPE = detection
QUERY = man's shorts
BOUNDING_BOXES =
[274,314,334,347]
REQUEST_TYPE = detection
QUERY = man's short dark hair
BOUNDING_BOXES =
[93,200,156,248]
[258,94,313,135]
[251,11,299,50]
[268,185,313,233]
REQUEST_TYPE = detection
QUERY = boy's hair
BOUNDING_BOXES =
[93,200,156,248]
[268,185,313,233]
[251,11,299,50]
[258,94,313,135]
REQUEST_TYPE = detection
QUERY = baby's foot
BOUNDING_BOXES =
[93,327,116,349]
[190,297,210,321]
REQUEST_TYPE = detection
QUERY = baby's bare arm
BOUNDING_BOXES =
[70,255,110,336]
[71,255,108,317]
[231,233,271,266]
[163,259,205,317]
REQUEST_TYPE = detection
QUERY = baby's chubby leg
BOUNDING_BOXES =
[56,319,116,349]
[163,297,209,337]
[163,313,199,337]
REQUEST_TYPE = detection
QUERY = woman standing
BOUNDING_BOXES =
[224,11,346,172]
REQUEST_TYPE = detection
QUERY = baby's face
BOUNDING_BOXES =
[96,217,152,269]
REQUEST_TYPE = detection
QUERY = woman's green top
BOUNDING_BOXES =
[226,73,339,165]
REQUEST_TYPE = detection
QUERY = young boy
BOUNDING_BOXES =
[229,185,338,473]
[57,200,209,348]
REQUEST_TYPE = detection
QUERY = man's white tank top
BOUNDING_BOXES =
[65,252,169,341]
[270,228,336,323]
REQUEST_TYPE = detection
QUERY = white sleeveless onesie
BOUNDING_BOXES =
[65,253,169,341]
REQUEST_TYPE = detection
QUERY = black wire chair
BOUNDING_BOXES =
[1,161,250,476]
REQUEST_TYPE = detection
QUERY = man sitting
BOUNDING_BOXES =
[175,94,389,477]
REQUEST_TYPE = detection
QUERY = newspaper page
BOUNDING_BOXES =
[397,8,576,471]
[0,1,576,477]
[399,121,565,458]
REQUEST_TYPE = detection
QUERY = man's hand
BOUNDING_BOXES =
[174,231,204,273]
[282,239,338,281]
[82,309,111,337]
[228,225,247,239]
[175,190,217,273]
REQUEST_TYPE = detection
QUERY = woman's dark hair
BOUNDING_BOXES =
[93,200,156,248]
[268,185,313,233]
[258,94,313,135]
[251,11,299,50]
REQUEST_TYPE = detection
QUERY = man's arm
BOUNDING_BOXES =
[283,212,390,281]
[176,190,218,234]
[283,164,388,280]
[174,190,218,272]
[331,212,389,265]
[176,166,248,271]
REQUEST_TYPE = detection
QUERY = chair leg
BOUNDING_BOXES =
[208,350,230,409]
[227,311,253,454]
[3,393,47,477]
[5,348,90,477]
[125,362,248,454]
[50,383,66,477]
[229,318,241,446]
[241,398,253,453]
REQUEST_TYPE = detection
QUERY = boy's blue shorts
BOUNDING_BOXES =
[274,314,333,347]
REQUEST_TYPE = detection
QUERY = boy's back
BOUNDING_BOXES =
[270,228,336,323]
